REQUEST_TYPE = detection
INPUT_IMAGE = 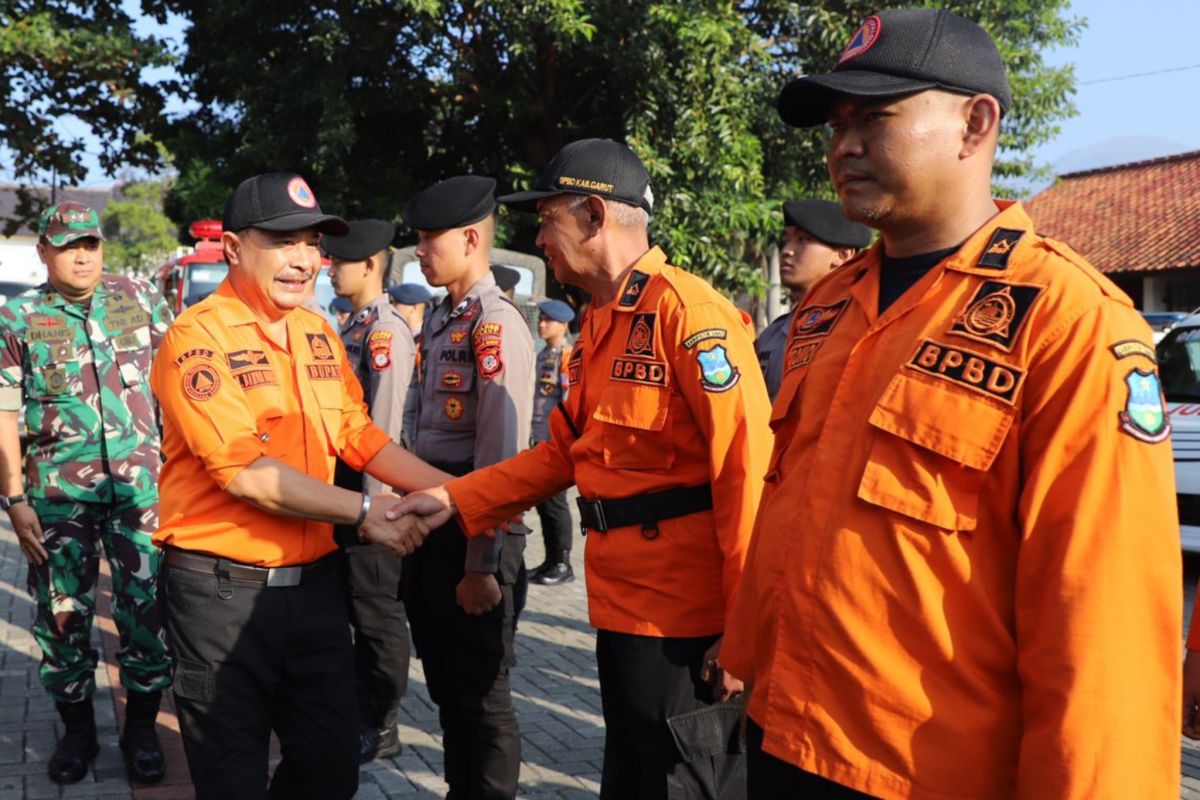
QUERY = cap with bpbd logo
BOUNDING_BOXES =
[38,202,104,247]
[223,172,348,236]
[499,138,654,215]
[777,8,1012,128]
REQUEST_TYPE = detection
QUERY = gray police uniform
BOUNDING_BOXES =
[530,342,574,564]
[406,271,534,797]
[333,294,416,734]
[755,309,792,401]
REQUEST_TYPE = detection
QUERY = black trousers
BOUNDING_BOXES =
[161,555,359,800]
[746,720,878,799]
[534,489,573,562]
[340,541,411,729]
[404,519,526,800]
[596,630,745,800]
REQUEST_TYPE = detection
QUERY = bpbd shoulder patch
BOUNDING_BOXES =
[619,270,651,307]
[977,228,1025,270]
[1119,368,1170,443]
[906,339,1024,404]
[948,280,1043,352]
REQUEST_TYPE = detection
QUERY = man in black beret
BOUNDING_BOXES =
[322,219,417,762]
[755,200,870,399]
[400,175,534,799]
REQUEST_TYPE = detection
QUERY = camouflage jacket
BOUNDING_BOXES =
[0,276,172,503]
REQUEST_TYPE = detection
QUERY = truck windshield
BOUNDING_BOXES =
[184,262,229,306]
[1158,326,1200,401]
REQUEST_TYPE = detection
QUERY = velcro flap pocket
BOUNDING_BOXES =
[593,383,669,430]
[667,703,745,762]
[594,384,674,470]
[858,373,1014,531]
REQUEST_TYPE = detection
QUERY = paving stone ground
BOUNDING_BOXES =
[0,508,1196,798]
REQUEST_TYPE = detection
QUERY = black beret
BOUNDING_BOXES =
[402,175,497,231]
[330,296,354,314]
[782,200,872,250]
[321,219,396,261]
[387,283,433,305]
[491,265,520,292]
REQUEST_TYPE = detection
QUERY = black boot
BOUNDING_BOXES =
[359,724,402,763]
[532,561,574,586]
[48,698,99,785]
[120,690,165,784]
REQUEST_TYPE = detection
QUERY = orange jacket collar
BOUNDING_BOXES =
[611,246,668,312]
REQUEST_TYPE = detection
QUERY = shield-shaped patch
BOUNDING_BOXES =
[1119,368,1170,443]
[697,345,740,393]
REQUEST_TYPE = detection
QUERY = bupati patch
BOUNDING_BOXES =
[906,340,1024,404]
[307,363,341,380]
[228,349,270,372]
[1111,340,1156,362]
[442,370,464,389]
[697,345,740,392]
[619,270,650,307]
[305,333,336,361]
[567,348,583,386]
[368,330,393,371]
[611,357,667,386]
[838,15,881,63]
[683,328,727,349]
[792,300,848,340]
[444,397,464,420]
[449,327,469,344]
[785,340,822,373]
[182,363,220,401]
[624,313,657,357]
[947,281,1042,352]
[287,177,317,208]
[977,228,1024,270]
[174,348,214,366]
[1119,368,1170,443]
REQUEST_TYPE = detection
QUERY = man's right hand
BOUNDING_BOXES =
[388,487,456,530]
[360,493,432,556]
[8,504,47,565]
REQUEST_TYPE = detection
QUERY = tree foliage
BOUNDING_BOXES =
[149,0,1082,294]
[0,0,171,232]
[101,178,181,274]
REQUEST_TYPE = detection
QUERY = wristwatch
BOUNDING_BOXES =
[0,493,27,510]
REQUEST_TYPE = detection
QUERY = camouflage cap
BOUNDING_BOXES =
[38,202,104,247]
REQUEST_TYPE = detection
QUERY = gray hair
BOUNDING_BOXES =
[562,194,648,229]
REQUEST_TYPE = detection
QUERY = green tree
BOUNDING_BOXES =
[151,0,1081,294]
[0,0,171,232]
[101,178,181,274]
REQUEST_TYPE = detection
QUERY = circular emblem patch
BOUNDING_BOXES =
[838,16,882,64]
[46,370,67,394]
[287,177,317,209]
[444,397,464,420]
[962,286,1017,338]
[183,364,220,401]
[481,354,499,373]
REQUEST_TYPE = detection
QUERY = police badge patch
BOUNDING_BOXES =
[697,345,740,393]
[1118,368,1170,443]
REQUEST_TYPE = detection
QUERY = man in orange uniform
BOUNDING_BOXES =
[150,172,445,799]
[394,138,772,798]
[720,9,1180,800]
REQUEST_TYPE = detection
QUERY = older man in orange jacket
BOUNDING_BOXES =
[721,8,1180,800]
[395,138,772,799]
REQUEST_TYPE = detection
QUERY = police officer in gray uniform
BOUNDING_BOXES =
[322,219,417,762]
[756,200,871,399]
[402,176,535,799]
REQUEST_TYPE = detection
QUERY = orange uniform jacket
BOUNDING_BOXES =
[447,247,772,637]
[722,202,1181,799]
[151,281,391,566]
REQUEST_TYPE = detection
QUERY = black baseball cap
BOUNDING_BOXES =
[321,219,396,261]
[498,138,654,215]
[402,175,496,231]
[783,200,872,250]
[223,172,348,235]
[777,8,1012,128]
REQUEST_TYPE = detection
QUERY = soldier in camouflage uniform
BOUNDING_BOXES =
[0,203,172,786]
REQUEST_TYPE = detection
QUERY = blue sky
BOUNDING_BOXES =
[16,0,1200,195]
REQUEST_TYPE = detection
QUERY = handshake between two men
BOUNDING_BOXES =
[357,487,457,557]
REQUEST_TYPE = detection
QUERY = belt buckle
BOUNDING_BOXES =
[266,566,302,587]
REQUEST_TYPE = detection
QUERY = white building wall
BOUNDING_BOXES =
[0,237,45,285]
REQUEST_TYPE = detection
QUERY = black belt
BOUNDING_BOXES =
[164,548,335,588]
[576,484,713,536]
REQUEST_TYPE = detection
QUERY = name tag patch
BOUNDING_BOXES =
[906,340,1024,404]
[307,363,342,380]
[785,340,822,373]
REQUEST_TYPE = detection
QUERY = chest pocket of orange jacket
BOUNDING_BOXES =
[311,379,346,455]
[857,372,1014,531]
[593,383,675,470]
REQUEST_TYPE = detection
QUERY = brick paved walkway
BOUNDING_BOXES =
[0,512,1197,798]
